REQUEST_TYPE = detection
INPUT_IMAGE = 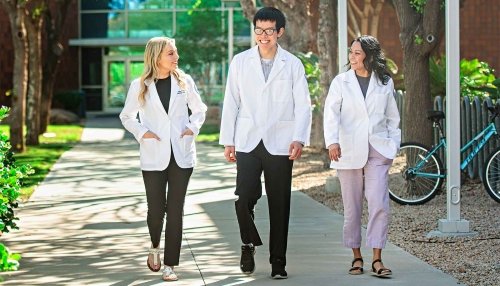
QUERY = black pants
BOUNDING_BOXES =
[142,156,193,266]
[235,141,293,265]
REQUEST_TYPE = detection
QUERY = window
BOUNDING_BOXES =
[128,11,173,37]
[81,0,125,10]
[128,0,173,9]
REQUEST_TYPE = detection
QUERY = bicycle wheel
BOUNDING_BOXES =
[482,146,500,203]
[388,142,444,205]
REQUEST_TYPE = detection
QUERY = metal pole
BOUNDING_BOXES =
[431,0,472,236]
[338,0,348,72]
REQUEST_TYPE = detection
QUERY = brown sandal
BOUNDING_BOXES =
[349,257,364,275]
[371,259,392,277]
[147,246,161,272]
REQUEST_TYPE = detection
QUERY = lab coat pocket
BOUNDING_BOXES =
[182,135,195,154]
[140,138,160,167]
[235,117,251,147]
[338,135,353,162]
[275,120,294,152]
[272,80,293,102]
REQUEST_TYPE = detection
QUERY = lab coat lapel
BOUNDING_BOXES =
[345,70,366,105]
[146,79,168,117]
[364,72,379,100]
[168,76,181,116]
[264,45,286,85]
[249,46,266,83]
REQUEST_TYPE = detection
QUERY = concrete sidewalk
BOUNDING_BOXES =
[0,115,464,285]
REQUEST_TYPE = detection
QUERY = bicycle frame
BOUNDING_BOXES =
[460,122,497,170]
[407,121,498,179]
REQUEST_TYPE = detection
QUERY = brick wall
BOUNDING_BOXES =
[370,0,500,76]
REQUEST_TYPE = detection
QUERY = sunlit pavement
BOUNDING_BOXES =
[0,115,463,286]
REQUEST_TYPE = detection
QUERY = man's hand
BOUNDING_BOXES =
[224,146,237,163]
[328,143,341,161]
[288,141,304,160]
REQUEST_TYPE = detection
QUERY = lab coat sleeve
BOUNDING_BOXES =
[119,80,149,142]
[385,79,401,150]
[185,75,207,136]
[219,56,241,146]
[323,76,343,148]
[292,60,313,145]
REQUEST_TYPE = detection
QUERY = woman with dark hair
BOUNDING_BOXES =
[323,35,401,277]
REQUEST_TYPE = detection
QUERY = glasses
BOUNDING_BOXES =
[254,28,277,35]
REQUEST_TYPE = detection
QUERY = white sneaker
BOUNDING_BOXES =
[162,266,179,281]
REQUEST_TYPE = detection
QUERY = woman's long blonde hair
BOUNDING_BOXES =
[138,37,187,105]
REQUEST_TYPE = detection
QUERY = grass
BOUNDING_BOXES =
[196,123,220,144]
[0,125,84,201]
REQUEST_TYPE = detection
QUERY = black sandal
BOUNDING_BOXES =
[371,259,392,277]
[349,257,364,275]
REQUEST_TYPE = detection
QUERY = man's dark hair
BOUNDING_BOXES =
[253,7,286,31]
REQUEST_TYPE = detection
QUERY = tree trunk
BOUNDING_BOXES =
[392,0,443,145]
[312,0,337,148]
[402,52,433,145]
[240,0,257,22]
[1,1,28,153]
[40,0,74,134]
[25,9,44,145]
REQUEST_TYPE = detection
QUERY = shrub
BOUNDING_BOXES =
[429,55,500,100]
[0,244,21,272]
[0,106,33,272]
[295,52,322,112]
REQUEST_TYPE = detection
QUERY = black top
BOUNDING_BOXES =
[356,73,371,98]
[155,76,172,114]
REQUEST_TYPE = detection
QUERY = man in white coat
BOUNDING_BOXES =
[219,7,312,279]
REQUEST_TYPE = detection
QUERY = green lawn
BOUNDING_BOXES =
[0,125,83,201]
[197,123,220,144]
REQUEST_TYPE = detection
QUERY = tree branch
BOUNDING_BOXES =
[348,0,362,18]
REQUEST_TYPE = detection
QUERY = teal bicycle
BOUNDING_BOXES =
[388,106,500,205]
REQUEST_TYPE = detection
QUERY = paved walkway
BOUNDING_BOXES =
[0,116,464,285]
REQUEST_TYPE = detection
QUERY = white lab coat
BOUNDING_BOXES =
[323,69,401,169]
[219,45,312,155]
[120,75,207,170]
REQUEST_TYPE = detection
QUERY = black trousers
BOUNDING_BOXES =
[235,141,294,265]
[142,155,193,266]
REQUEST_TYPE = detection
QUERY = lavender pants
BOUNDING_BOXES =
[337,144,393,249]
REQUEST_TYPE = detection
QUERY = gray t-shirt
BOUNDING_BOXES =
[356,74,371,98]
[261,58,274,82]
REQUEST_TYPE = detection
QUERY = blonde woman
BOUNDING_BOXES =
[120,36,207,281]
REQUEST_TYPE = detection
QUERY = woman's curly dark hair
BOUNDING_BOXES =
[349,35,391,85]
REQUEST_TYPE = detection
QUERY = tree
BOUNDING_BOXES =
[175,1,227,104]
[25,0,45,145]
[314,0,337,148]
[391,0,444,145]
[40,0,75,134]
[0,0,28,153]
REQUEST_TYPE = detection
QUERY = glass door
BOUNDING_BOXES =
[103,56,143,112]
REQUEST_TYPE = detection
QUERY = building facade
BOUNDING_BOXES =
[0,0,499,114]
